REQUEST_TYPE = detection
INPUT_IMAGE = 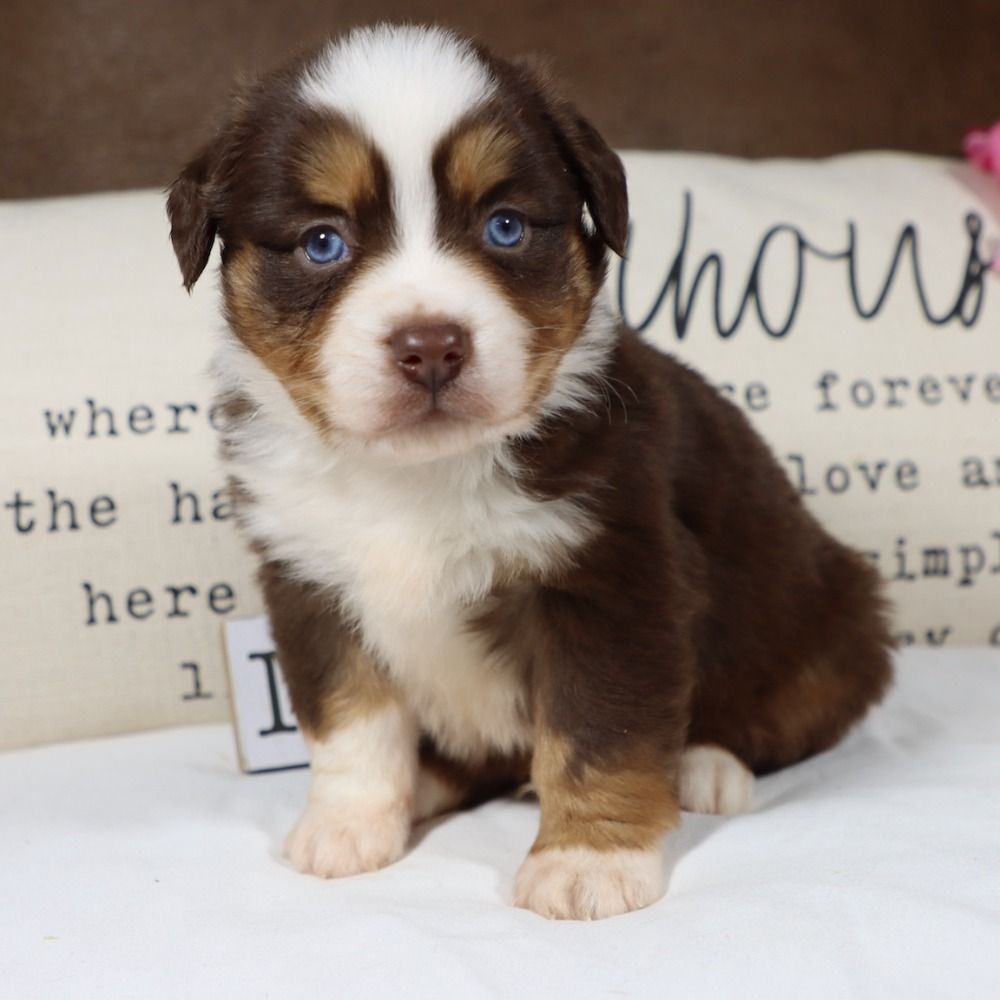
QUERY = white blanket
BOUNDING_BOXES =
[4,648,999,999]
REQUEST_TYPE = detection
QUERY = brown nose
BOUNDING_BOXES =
[389,322,470,393]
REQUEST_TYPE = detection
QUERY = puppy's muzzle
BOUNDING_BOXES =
[390,322,471,395]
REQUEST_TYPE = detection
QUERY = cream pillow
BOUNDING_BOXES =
[2,154,998,750]
[622,153,1000,651]
[2,192,260,750]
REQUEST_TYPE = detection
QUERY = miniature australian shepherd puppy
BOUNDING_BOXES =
[167,24,892,920]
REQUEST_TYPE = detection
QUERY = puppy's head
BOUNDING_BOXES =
[168,24,627,461]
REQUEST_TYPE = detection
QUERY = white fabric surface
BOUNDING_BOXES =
[3,648,999,999]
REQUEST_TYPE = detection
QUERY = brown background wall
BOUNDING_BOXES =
[1,0,998,199]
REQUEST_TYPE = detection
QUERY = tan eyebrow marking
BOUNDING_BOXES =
[444,122,521,203]
[296,118,378,210]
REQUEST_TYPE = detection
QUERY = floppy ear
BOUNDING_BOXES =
[548,102,629,257]
[514,58,629,257]
[166,148,218,291]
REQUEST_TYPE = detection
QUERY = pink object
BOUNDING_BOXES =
[964,123,1000,272]
[963,122,1000,179]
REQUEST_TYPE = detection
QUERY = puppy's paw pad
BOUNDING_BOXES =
[513,847,665,920]
[283,799,410,878]
[679,744,753,815]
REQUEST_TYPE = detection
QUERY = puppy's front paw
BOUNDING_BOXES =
[283,798,411,879]
[513,846,665,920]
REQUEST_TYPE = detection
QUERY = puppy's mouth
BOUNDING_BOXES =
[380,380,498,433]
[349,375,536,461]
[417,401,471,426]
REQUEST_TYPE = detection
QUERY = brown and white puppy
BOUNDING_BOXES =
[167,24,893,920]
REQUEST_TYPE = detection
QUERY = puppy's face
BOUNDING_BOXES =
[168,26,627,460]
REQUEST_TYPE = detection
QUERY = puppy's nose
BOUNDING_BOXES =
[389,323,470,392]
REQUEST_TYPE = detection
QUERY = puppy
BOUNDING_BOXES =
[167,24,893,920]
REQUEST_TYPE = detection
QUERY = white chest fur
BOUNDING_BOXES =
[220,352,591,760]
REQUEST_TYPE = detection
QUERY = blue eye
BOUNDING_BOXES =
[483,211,525,248]
[302,227,348,264]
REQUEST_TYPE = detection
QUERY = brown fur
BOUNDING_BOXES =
[530,732,680,853]
[167,29,893,883]
[222,247,337,435]
[256,559,399,736]
[502,329,893,788]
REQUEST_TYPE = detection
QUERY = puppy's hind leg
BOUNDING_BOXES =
[678,744,754,815]
[414,742,531,822]
[690,544,894,777]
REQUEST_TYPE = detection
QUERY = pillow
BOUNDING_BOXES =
[2,155,998,750]
[622,153,1000,651]
[2,191,259,751]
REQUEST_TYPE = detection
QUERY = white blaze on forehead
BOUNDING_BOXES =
[300,25,497,246]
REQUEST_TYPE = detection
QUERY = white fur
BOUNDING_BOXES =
[215,334,596,761]
[678,744,754,815]
[285,703,418,877]
[514,846,666,920]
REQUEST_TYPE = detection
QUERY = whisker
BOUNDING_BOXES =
[602,374,639,403]
[591,373,627,424]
